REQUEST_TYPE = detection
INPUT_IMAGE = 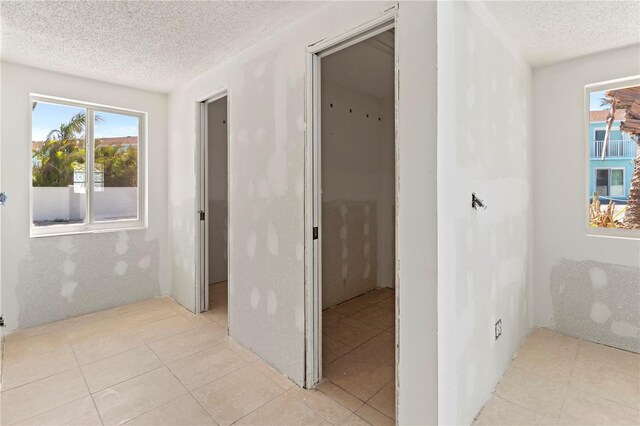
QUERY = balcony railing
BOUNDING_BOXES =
[591,139,637,159]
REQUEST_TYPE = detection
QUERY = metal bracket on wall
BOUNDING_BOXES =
[0,191,7,206]
[0,315,5,327]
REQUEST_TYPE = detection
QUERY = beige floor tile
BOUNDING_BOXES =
[197,318,229,341]
[473,396,556,425]
[577,340,640,378]
[338,413,372,425]
[317,381,364,412]
[350,332,395,367]
[325,352,394,401]
[349,305,394,330]
[110,297,170,316]
[375,297,394,310]
[148,328,220,363]
[332,297,373,317]
[323,317,384,348]
[204,306,228,324]
[134,315,197,343]
[93,367,187,425]
[357,288,394,305]
[288,386,353,424]
[119,304,180,328]
[250,360,297,390]
[2,345,78,390]
[235,392,330,425]
[71,328,145,365]
[495,366,568,418]
[323,308,347,326]
[323,335,353,366]
[367,381,395,420]
[0,368,89,425]
[354,404,394,426]
[81,345,163,393]
[168,345,246,390]
[558,389,640,425]
[66,315,133,342]
[125,394,217,425]
[216,338,260,362]
[16,396,102,426]
[3,331,70,362]
[192,364,284,426]
[512,341,576,381]
[570,357,640,410]
[526,328,580,356]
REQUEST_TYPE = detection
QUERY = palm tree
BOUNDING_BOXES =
[602,87,640,229]
[33,112,87,187]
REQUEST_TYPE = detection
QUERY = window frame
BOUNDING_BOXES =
[584,76,640,239]
[30,94,147,238]
[593,167,626,197]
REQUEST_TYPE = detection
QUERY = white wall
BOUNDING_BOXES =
[533,45,640,352]
[0,62,169,332]
[321,80,395,308]
[437,3,534,424]
[167,2,438,422]
[207,97,228,284]
[32,187,137,222]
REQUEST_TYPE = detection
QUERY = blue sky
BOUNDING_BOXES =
[590,90,608,111]
[32,101,138,141]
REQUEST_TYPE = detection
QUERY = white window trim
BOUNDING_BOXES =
[30,94,147,238]
[584,76,640,240]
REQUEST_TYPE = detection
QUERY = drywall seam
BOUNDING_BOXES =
[0,62,169,333]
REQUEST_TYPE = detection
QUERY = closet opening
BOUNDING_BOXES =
[198,94,229,329]
[307,21,396,421]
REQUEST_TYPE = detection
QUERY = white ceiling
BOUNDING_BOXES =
[483,1,640,67]
[0,1,324,93]
[2,1,638,94]
[322,30,395,100]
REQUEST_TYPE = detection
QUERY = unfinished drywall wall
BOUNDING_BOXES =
[437,2,534,424]
[0,62,169,333]
[533,45,640,353]
[207,97,228,284]
[320,78,395,308]
[168,2,438,422]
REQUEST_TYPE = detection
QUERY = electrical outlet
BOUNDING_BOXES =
[495,319,502,340]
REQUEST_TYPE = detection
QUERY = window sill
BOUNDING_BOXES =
[585,226,640,241]
[30,222,147,239]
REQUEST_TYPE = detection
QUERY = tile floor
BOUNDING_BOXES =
[474,328,640,426]
[0,284,396,425]
[4,285,635,426]
[321,287,397,425]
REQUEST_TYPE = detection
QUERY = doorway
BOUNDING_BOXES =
[198,94,229,328]
[307,17,397,421]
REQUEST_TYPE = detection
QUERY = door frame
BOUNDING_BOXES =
[196,90,230,315]
[304,8,398,388]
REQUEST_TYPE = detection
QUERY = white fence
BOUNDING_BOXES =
[33,186,137,222]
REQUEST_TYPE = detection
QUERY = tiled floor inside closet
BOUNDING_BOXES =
[474,328,640,425]
[321,288,397,425]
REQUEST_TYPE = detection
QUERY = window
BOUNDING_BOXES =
[31,96,145,236]
[585,77,640,234]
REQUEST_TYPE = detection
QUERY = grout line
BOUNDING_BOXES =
[70,340,106,426]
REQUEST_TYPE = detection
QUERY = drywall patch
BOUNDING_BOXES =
[16,231,160,329]
[550,258,639,352]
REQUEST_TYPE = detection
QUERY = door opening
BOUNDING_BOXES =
[198,94,229,329]
[306,16,397,421]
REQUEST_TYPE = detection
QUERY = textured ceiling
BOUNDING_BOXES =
[483,1,640,67]
[0,1,324,93]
